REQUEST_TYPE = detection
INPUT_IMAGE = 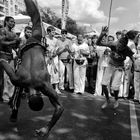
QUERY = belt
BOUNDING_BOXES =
[61,59,70,63]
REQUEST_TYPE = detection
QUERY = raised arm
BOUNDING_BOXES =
[96,26,116,49]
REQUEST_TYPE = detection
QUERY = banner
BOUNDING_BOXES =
[61,0,69,29]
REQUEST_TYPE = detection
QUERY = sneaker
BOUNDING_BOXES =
[101,100,110,109]
[113,100,119,109]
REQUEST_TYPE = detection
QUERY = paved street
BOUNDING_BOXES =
[0,92,140,140]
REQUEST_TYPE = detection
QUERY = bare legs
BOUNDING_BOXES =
[0,59,19,85]
[35,83,64,137]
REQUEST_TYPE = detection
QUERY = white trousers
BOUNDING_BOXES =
[134,71,140,101]
[73,62,86,94]
[59,60,74,90]
[95,66,105,96]
[3,60,14,101]
[47,56,59,84]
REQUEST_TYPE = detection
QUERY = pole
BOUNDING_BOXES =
[61,0,69,29]
[107,0,113,34]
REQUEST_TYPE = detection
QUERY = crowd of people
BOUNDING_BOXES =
[0,14,140,111]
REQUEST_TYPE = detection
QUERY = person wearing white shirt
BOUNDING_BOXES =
[132,32,140,103]
[56,29,74,91]
[45,26,61,94]
[72,34,89,94]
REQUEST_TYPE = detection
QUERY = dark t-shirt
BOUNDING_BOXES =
[109,41,134,67]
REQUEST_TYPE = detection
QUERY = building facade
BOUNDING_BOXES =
[0,0,25,17]
[0,0,5,16]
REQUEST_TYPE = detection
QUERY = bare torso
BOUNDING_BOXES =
[16,45,50,87]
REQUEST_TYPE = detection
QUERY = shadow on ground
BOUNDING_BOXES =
[0,93,132,140]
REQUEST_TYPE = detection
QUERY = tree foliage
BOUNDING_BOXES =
[20,7,84,36]
[40,7,84,36]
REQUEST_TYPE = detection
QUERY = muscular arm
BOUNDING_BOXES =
[0,40,16,46]
[96,26,116,50]
[56,47,66,56]
[96,33,116,50]
[0,28,18,47]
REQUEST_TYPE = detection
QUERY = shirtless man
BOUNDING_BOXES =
[0,0,64,137]
[0,16,20,102]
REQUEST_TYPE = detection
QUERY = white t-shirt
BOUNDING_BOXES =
[72,42,89,65]
[46,37,58,53]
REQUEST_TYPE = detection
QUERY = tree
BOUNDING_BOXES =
[54,17,84,36]
[20,7,84,36]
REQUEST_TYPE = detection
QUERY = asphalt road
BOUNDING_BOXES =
[0,92,140,140]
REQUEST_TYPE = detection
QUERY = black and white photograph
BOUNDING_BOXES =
[0,0,140,139]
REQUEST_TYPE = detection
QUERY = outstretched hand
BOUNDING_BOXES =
[101,26,108,36]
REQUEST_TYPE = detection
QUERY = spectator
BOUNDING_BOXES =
[86,36,98,94]
[116,31,122,40]
[19,26,32,55]
[72,34,89,95]
[56,29,74,91]
[0,16,20,102]
[121,30,137,98]
[45,26,61,94]
[108,35,115,42]
[95,35,111,96]
[130,31,140,103]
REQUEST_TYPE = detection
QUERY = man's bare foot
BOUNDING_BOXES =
[34,127,50,137]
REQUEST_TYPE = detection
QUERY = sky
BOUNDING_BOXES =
[37,0,140,35]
